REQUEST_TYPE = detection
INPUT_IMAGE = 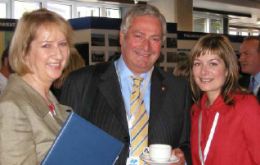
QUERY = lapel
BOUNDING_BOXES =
[8,74,70,134]
[42,114,62,134]
[50,92,71,121]
[239,74,250,89]
[97,63,129,132]
[37,93,71,134]
[149,68,167,120]
[41,103,71,134]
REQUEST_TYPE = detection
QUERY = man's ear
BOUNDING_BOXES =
[119,31,124,46]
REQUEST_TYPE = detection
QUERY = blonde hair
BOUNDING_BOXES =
[9,8,73,75]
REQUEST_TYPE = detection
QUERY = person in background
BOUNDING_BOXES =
[172,53,190,79]
[61,4,191,165]
[0,8,73,164]
[239,36,260,102]
[51,47,85,100]
[189,34,260,165]
[0,45,12,95]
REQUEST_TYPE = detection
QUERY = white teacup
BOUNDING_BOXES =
[145,144,172,162]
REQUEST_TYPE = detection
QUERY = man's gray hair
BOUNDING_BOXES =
[120,4,167,42]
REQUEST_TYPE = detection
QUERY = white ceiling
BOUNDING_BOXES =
[91,0,260,29]
[193,0,260,29]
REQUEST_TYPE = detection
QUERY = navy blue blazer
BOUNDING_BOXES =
[239,74,260,102]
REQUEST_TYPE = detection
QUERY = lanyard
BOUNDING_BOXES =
[198,111,219,165]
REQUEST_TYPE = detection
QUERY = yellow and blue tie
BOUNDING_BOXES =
[129,77,149,161]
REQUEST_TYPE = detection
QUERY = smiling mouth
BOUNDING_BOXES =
[48,63,62,69]
[137,52,150,56]
[200,78,212,83]
[134,49,152,56]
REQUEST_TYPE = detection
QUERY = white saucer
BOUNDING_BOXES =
[140,153,179,165]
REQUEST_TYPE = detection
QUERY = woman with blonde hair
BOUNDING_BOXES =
[0,8,73,164]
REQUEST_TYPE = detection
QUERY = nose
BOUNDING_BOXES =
[200,64,209,75]
[141,38,151,51]
[53,45,63,59]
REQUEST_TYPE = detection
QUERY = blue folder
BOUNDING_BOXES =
[41,112,124,165]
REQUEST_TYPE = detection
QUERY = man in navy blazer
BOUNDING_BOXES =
[239,36,260,102]
[61,4,191,165]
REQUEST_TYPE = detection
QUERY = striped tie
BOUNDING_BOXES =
[129,76,149,161]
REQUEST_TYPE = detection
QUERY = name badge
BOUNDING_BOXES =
[126,156,140,165]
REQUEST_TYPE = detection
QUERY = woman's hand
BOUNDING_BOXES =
[171,148,185,165]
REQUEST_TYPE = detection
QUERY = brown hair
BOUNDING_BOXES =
[189,34,241,105]
[173,53,190,78]
[242,36,260,52]
[9,8,73,75]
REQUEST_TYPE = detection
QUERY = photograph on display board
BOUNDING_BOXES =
[108,34,120,47]
[166,37,177,48]
[91,33,105,46]
[0,19,17,53]
[91,50,105,62]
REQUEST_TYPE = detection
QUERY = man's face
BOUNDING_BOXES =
[239,39,260,75]
[120,15,162,74]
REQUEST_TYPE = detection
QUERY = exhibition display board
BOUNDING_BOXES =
[0,17,244,72]
[69,17,178,71]
[0,19,16,55]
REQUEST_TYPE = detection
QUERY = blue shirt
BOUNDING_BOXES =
[114,56,152,118]
[252,72,260,95]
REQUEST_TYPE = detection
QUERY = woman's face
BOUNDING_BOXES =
[25,25,69,84]
[192,53,228,101]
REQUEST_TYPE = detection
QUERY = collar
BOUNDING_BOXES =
[252,72,260,85]
[114,55,153,82]
[199,93,225,111]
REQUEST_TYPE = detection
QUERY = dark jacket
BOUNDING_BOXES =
[60,61,192,165]
[239,74,260,102]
